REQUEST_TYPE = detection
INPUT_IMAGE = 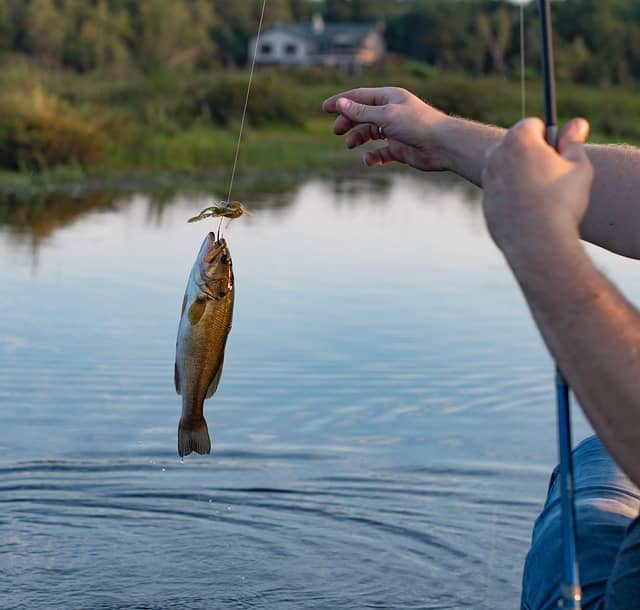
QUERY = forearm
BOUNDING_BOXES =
[438,117,505,187]
[505,235,640,486]
[439,120,640,258]
[582,144,640,258]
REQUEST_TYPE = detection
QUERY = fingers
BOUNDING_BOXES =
[363,146,396,167]
[332,104,381,136]
[333,97,387,130]
[483,118,545,184]
[503,117,546,149]
[324,88,400,136]
[558,118,590,163]
[345,123,385,149]
[333,113,356,135]
[322,87,400,113]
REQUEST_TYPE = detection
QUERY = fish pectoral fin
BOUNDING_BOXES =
[205,357,225,399]
[174,361,181,395]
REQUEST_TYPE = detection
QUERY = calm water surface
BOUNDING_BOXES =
[2,172,639,609]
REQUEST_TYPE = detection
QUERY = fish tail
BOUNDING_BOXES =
[178,416,211,457]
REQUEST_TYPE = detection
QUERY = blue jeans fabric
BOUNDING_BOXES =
[521,435,640,610]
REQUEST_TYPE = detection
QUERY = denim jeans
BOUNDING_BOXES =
[521,435,640,610]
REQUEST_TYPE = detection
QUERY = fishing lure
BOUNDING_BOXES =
[188,200,250,223]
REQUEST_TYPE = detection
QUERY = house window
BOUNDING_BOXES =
[261,43,272,55]
[285,43,298,56]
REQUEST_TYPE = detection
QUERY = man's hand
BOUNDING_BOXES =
[323,85,640,260]
[322,87,453,171]
[482,117,594,264]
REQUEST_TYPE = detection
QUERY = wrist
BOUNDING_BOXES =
[436,116,504,185]
[501,224,584,283]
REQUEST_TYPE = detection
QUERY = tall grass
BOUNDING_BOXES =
[0,85,105,170]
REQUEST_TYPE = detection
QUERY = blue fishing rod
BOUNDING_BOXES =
[537,1,582,607]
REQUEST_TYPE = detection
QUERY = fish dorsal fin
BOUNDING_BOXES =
[174,360,181,395]
[205,356,225,399]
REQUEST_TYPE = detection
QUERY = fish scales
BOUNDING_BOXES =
[175,233,234,457]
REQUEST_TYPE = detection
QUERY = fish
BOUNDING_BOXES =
[188,200,250,223]
[174,233,234,457]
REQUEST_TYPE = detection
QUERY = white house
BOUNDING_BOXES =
[249,15,386,72]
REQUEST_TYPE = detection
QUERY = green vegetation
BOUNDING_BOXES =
[2,60,640,190]
[1,1,638,83]
[0,0,640,190]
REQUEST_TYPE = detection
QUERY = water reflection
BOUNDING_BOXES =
[0,191,118,246]
[0,169,480,261]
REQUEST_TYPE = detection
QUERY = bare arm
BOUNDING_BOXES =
[323,88,640,259]
[581,144,640,259]
[444,123,640,259]
[483,118,640,487]
[510,234,640,487]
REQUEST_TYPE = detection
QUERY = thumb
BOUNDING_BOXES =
[558,118,590,163]
[336,97,386,127]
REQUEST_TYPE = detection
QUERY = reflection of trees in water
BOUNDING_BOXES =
[0,174,305,247]
[0,191,122,247]
[425,170,481,207]
[142,173,306,226]
[331,173,393,208]
[0,191,126,269]
[0,170,480,259]
[330,168,480,211]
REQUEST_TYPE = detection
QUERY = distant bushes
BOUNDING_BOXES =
[0,86,104,170]
[398,72,640,141]
[2,62,640,177]
[176,72,308,129]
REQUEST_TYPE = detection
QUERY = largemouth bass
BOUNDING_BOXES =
[174,233,234,457]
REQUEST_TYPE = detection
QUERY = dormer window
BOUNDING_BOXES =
[261,43,272,54]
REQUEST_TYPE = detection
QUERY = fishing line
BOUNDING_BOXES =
[218,0,268,241]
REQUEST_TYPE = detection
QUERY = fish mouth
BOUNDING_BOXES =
[205,233,230,265]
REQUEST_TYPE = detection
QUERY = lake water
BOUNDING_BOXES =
[2,171,639,609]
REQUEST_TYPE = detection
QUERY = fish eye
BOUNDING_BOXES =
[221,254,229,264]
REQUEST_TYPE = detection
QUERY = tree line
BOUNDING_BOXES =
[0,0,639,85]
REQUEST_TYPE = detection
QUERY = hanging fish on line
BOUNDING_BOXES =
[174,233,234,457]
[188,200,250,223]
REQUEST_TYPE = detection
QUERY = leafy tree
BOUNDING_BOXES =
[263,0,293,25]
[1,0,640,86]
[25,0,66,65]
[137,0,217,69]
[74,1,132,72]
[477,7,513,73]
[0,0,11,52]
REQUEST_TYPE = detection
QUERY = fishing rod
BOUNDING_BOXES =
[537,1,582,607]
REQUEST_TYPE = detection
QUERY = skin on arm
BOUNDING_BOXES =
[323,87,640,259]
[580,144,640,259]
[482,118,640,487]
